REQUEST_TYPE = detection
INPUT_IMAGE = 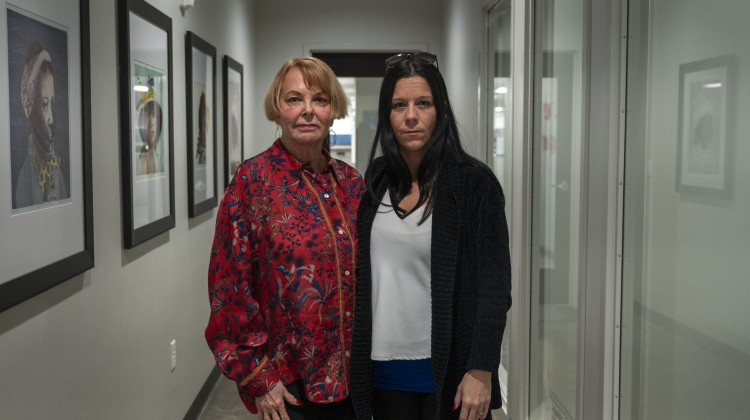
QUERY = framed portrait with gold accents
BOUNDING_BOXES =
[117,0,174,248]
[0,0,94,312]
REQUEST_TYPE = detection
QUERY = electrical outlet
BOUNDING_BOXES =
[170,339,177,371]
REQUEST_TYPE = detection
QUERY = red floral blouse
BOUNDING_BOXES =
[205,140,365,413]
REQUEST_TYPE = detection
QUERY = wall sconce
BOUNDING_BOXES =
[180,0,194,16]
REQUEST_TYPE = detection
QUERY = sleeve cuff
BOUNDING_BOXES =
[237,356,280,397]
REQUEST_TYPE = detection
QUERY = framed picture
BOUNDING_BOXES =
[185,31,217,217]
[676,55,736,196]
[117,0,174,248]
[223,55,244,188]
[0,0,94,312]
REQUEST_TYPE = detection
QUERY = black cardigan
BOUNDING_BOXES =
[350,158,512,419]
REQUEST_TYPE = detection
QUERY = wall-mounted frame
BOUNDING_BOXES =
[0,0,94,312]
[117,0,174,248]
[676,55,735,197]
[223,55,244,188]
[185,31,217,217]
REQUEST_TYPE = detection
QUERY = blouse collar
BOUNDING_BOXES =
[271,139,348,187]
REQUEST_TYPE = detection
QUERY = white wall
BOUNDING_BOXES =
[0,0,254,418]
[442,0,488,158]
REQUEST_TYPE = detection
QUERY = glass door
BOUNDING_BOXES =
[528,0,584,418]
[486,2,513,406]
[620,0,750,418]
[487,0,512,188]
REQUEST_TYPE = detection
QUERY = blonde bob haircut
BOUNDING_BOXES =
[264,57,348,122]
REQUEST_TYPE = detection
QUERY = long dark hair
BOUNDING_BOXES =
[366,55,478,224]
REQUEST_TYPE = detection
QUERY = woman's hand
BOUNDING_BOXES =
[255,381,300,420]
[454,369,492,420]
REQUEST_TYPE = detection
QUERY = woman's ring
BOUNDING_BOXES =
[478,412,485,417]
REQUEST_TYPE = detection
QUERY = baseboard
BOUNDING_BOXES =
[184,365,222,420]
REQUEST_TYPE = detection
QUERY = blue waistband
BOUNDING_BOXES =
[372,358,433,393]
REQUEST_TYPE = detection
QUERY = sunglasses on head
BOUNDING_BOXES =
[385,51,439,71]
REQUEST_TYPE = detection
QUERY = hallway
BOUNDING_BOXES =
[2,0,749,419]
[196,378,253,420]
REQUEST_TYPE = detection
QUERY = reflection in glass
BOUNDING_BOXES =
[487,0,511,188]
[486,0,512,402]
[620,0,750,418]
[529,0,583,419]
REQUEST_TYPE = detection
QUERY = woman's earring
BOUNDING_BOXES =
[274,124,281,139]
[329,128,337,147]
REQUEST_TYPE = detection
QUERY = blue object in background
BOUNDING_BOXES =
[333,134,352,145]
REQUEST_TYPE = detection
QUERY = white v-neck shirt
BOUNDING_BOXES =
[370,194,433,360]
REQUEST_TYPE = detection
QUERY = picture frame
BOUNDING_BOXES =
[676,55,735,197]
[117,0,175,248]
[0,0,94,312]
[185,31,217,217]
[223,55,244,188]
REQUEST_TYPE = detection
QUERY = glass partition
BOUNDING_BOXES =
[486,0,512,408]
[487,0,512,187]
[528,0,584,418]
[620,0,750,418]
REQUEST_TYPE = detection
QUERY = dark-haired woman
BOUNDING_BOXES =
[350,52,511,420]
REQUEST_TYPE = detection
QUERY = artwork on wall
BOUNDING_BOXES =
[117,0,175,248]
[0,0,94,311]
[676,55,736,197]
[185,31,217,217]
[223,55,244,188]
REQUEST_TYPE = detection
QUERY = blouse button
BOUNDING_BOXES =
[324,193,330,198]
[346,311,351,317]
[338,229,344,234]
[344,270,350,276]
[345,351,351,357]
